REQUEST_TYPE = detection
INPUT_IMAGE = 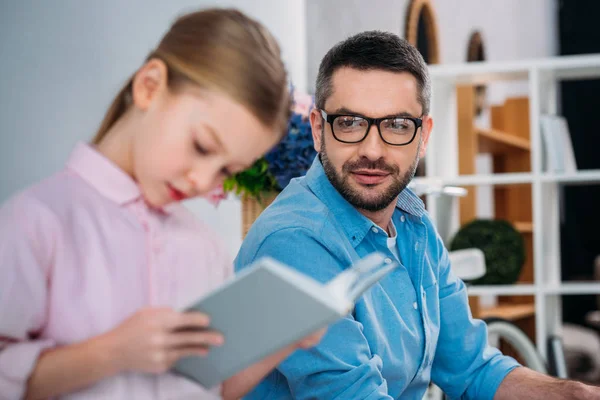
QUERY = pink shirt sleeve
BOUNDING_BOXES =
[0,194,57,399]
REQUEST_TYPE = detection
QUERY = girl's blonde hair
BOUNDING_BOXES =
[92,8,291,144]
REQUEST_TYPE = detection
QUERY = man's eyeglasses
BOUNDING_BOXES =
[320,109,422,146]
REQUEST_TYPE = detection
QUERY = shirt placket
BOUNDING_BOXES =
[413,219,432,373]
[132,201,158,306]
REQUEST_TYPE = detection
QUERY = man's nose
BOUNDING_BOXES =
[357,124,386,161]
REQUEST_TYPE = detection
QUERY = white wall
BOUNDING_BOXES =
[306,0,557,95]
[0,0,306,256]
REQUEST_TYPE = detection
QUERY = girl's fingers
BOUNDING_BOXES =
[168,311,211,330]
[167,346,211,365]
[167,331,224,348]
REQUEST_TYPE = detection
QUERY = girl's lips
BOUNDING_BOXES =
[167,183,188,201]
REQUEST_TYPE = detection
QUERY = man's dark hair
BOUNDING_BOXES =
[315,31,431,115]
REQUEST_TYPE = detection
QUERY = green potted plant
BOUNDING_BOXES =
[214,88,317,237]
[450,219,525,285]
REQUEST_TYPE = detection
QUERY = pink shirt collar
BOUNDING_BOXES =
[66,142,175,213]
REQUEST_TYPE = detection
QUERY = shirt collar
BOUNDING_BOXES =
[304,156,426,246]
[66,142,175,214]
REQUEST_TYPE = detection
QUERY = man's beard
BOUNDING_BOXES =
[320,132,421,212]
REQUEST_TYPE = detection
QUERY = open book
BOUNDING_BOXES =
[172,252,397,388]
[540,115,577,173]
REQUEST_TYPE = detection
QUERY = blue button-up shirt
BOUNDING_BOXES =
[234,158,519,399]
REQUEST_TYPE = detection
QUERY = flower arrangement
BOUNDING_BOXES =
[219,88,317,203]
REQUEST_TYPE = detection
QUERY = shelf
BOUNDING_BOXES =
[468,284,537,296]
[429,54,600,85]
[541,169,600,185]
[438,173,534,186]
[478,303,536,321]
[419,170,600,188]
[429,52,600,361]
[430,61,528,84]
[537,55,600,81]
[513,221,533,233]
[543,282,600,295]
[476,127,531,154]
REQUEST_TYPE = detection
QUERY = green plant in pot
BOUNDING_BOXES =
[450,219,525,285]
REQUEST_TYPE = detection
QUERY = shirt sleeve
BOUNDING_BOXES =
[0,195,57,400]
[235,228,394,400]
[430,234,520,400]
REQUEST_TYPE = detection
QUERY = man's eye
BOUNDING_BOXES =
[385,118,413,131]
[337,117,365,128]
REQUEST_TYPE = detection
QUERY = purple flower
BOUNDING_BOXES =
[266,109,317,190]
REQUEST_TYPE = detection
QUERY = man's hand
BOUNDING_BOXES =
[495,367,600,399]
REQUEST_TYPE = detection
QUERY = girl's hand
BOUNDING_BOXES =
[296,327,327,349]
[102,307,224,374]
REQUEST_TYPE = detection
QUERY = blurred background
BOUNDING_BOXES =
[1,0,599,386]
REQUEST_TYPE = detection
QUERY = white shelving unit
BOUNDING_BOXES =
[467,284,538,297]
[421,54,600,360]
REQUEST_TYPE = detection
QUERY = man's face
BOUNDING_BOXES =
[310,67,433,212]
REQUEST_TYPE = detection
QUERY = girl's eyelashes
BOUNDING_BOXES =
[194,141,209,155]
[221,167,233,178]
[194,139,232,177]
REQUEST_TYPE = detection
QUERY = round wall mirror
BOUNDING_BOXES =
[467,31,487,117]
[405,0,440,179]
[405,0,440,65]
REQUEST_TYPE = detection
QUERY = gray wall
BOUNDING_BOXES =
[0,0,306,256]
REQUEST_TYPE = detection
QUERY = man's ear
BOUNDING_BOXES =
[131,58,169,111]
[418,115,433,158]
[310,108,324,153]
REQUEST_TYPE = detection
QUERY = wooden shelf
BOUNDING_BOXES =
[476,127,531,154]
[514,221,533,233]
[478,303,536,321]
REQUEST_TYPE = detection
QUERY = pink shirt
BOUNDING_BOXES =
[0,143,231,399]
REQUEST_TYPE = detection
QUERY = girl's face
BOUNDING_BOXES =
[129,60,280,208]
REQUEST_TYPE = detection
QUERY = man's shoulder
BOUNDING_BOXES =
[235,180,351,275]
[247,180,333,241]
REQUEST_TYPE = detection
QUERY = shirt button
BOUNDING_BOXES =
[400,215,406,223]
[413,302,418,310]
[414,242,419,251]
[371,227,378,233]
[384,257,393,264]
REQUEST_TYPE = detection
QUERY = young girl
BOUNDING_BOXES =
[0,8,322,400]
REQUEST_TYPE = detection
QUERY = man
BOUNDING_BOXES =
[235,31,599,399]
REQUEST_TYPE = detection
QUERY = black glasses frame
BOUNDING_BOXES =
[320,109,422,146]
